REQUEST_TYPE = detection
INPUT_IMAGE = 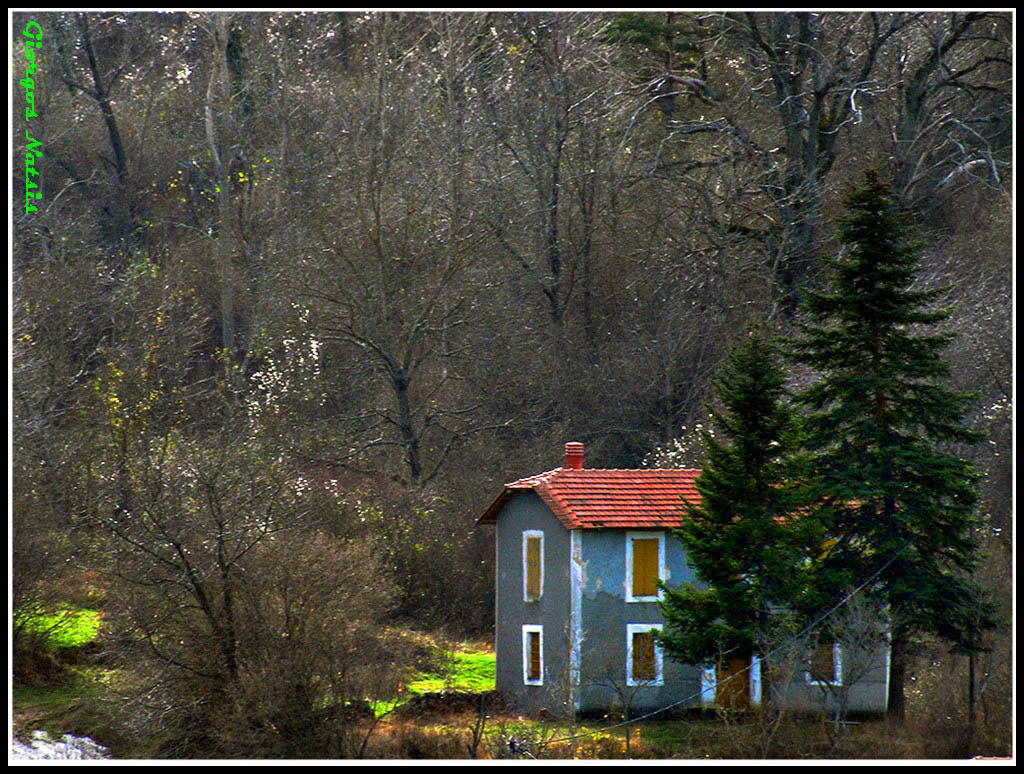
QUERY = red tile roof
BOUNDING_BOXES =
[476,466,703,530]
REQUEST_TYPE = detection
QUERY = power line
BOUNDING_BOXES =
[530,535,916,752]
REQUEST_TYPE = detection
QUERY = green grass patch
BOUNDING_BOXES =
[12,666,117,742]
[405,650,495,696]
[19,609,102,650]
[372,698,403,718]
[13,668,110,714]
[372,647,496,718]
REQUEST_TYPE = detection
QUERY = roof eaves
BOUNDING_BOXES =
[475,468,574,527]
[475,488,512,525]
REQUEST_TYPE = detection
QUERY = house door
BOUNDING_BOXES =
[716,655,751,710]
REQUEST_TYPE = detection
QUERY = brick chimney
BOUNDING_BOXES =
[564,442,584,470]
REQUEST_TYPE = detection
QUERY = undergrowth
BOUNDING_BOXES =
[13,627,1011,760]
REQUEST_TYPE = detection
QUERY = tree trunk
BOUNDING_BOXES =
[78,14,128,188]
[392,372,422,484]
[887,628,909,720]
[77,13,134,246]
[206,14,236,357]
[967,651,977,748]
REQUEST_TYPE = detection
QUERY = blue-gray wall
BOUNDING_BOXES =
[493,492,573,714]
[491,501,705,715]
[576,528,703,714]
[763,639,891,715]
[489,499,889,717]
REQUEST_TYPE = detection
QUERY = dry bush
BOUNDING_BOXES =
[347,711,1003,761]
[902,639,1013,758]
[203,532,408,758]
[102,528,409,758]
[366,722,470,760]
[11,523,95,686]
[325,477,494,637]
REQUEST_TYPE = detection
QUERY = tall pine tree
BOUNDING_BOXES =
[660,324,817,673]
[790,171,993,719]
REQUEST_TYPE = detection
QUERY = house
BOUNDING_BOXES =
[477,442,891,717]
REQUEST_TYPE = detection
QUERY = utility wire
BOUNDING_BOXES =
[532,535,916,752]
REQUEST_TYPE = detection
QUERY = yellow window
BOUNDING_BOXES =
[632,631,656,682]
[529,631,541,681]
[525,534,542,600]
[627,623,663,685]
[631,537,660,598]
[810,642,839,684]
[523,627,542,684]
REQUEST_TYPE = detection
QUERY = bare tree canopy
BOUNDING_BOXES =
[12,10,1011,759]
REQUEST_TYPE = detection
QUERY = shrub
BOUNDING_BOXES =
[103,529,409,758]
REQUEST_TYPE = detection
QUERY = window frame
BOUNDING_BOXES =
[522,624,544,686]
[625,531,666,602]
[626,623,664,686]
[522,530,544,602]
[805,641,843,687]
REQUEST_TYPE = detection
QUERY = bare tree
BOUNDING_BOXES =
[294,14,487,485]
[884,13,1012,209]
[200,13,239,358]
[44,12,137,248]
[805,597,891,747]
[591,629,663,759]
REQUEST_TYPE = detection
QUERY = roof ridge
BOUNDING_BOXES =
[553,466,700,471]
[478,465,703,529]
[504,466,701,484]
[505,467,562,487]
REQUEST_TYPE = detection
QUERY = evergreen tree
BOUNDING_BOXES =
[660,324,816,671]
[790,170,993,719]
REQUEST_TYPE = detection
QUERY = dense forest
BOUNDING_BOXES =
[12,12,1012,759]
